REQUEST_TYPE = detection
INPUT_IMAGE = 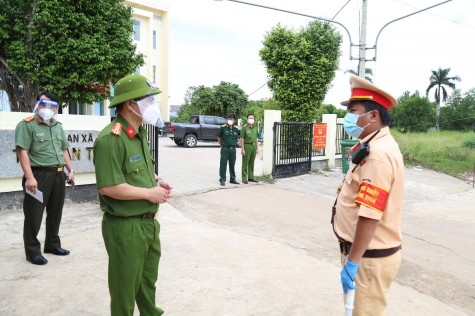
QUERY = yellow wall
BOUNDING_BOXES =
[125,0,170,121]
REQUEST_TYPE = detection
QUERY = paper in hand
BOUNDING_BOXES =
[26,188,43,203]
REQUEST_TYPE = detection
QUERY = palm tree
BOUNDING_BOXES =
[344,67,374,83]
[426,67,461,130]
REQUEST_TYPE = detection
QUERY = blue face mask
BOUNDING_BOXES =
[343,112,372,139]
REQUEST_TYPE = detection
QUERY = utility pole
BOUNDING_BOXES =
[357,0,368,78]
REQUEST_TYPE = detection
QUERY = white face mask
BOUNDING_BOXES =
[248,118,255,125]
[227,120,234,125]
[34,99,58,121]
[132,95,164,128]
[38,108,55,121]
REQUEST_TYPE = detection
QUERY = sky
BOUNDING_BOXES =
[167,0,475,108]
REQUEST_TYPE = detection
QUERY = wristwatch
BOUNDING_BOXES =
[69,169,75,173]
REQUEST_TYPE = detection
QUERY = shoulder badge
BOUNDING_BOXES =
[111,123,122,136]
[24,116,35,122]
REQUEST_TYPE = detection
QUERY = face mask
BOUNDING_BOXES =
[227,120,234,125]
[133,95,164,128]
[38,108,55,121]
[248,119,255,125]
[343,112,372,139]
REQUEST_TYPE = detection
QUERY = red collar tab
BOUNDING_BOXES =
[111,123,122,136]
[36,118,41,125]
[351,88,392,110]
[351,142,361,153]
[125,126,136,138]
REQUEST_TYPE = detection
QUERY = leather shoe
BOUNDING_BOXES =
[230,180,240,184]
[44,248,70,256]
[220,182,225,186]
[242,180,248,184]
[27,255,48,265]
[249,179,259,183]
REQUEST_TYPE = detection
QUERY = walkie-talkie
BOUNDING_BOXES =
[351,129,381,172]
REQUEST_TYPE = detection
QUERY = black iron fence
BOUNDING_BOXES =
[272,122,313,178]
[144,124,160,175]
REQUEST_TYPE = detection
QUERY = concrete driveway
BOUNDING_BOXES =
[0,137,473,315]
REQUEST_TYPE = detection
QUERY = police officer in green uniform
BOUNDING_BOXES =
[93,74,172,316]
[240,114,259,184]
[217,113,240,186]
[15,91,75,265]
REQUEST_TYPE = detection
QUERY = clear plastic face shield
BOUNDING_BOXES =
[33,99,59,121]
[134,94,164,128]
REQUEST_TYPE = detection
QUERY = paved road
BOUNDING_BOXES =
[0,137,474,315]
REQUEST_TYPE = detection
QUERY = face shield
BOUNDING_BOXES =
[34,99,59,121]
[135,94,164,128]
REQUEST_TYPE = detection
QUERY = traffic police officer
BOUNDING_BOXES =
[333,75,404,315]
[15,91,74,265]
[240,114,259,184]
[93,74,172,316]
[217,113,240,186]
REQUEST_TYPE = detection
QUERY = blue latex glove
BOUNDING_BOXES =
[341,256,359,294]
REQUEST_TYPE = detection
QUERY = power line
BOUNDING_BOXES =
[247,79,270,97]
[392,0,475,30]
[332,0,352,20]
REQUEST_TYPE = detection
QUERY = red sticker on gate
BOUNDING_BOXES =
[355,181,389,213]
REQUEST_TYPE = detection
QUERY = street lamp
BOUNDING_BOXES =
[215,0,453,78]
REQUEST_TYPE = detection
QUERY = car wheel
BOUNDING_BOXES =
[183,134,198,148]
[174,138,184,146]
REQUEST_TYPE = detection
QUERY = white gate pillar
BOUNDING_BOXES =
[322,114,337,168]
[262,110,281,175]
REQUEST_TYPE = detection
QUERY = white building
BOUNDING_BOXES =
[63,1,171,120]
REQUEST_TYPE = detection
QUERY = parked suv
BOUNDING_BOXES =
[162,115,240,148]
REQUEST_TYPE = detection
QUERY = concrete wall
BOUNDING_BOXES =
[0,112,110,199]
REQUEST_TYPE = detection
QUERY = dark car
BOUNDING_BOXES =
[162,115,240,148]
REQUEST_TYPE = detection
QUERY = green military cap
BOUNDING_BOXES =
[109,74,161,108]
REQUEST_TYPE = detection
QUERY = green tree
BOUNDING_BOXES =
[391,91,435,132]
[315,103,346,122]
[0,0,143,111]
[440,89,475,131]
[175,82,248,122]
[343,67,374,83]
[260,20,342,122]
[425,67,461,130]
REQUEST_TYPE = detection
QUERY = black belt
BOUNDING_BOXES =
[32,166,64,172]
[339,241,401,258]
[222,145,235,148]
[127,213,156,220]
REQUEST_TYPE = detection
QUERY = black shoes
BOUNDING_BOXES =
[248,179,259,183]
[230,180,240,184]
[27,255,48,265]
[44,248,70,256]
[242,180,248,184]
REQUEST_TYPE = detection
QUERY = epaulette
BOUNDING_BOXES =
[111,123,122,136]
[221,124,227,127]
[24,116,35,122]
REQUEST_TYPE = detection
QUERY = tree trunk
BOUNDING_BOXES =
[436,85,441,130]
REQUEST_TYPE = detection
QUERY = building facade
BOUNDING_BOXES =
[62,0,170,120]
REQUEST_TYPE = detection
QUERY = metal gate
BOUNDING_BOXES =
[144,124,160,175]
[272,122,313,178]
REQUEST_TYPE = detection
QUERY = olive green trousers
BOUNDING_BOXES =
[102,213,164,316]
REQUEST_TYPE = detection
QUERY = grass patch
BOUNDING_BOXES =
[392,130,475,178]
[256,173,275,184]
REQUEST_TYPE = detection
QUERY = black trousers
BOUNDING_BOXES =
[22,168,66,258]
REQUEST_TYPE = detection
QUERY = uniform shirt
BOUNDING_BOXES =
[93,114,157,217]
[15,114,69,167]
[240,124,258,144]
[217,125,239,146]
[334,127,404,249]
